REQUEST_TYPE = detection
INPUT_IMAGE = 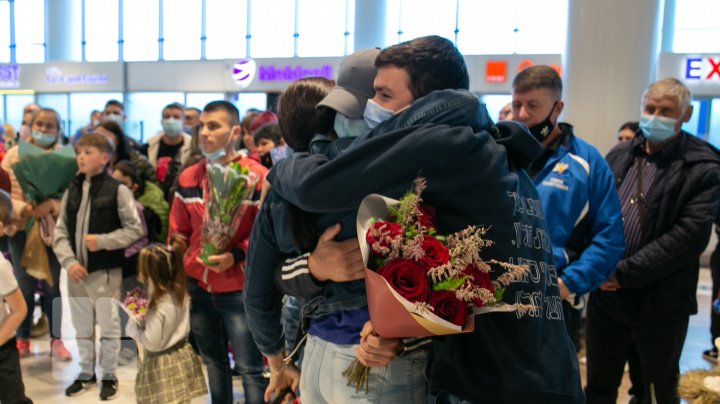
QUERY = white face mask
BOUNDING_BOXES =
[363,99,395,129]
[334,114,369,138]
[162,118,182,137]
[104,113,124,126]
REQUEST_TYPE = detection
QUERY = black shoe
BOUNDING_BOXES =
[100,378,118,401]
[703,348,718,363]
[65,373,97,396]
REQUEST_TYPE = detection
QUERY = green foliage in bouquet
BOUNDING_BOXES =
[199,162,257,265]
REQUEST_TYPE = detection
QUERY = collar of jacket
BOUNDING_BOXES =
[353,89,541,168]
[629,131,720,166]
[361,89,494,139]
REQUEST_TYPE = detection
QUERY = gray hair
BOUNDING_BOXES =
[643,78,692,112]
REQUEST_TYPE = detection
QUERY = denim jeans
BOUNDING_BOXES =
[187,278,267,404]
[281,296,301,350]
[8,231,63,340]
[299,334,427,404]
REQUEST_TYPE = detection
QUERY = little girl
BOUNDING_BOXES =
[126,243,207,404]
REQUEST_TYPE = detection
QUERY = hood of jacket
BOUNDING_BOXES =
[359,89,541,169]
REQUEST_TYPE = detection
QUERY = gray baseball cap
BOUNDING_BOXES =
[318,48,380,119]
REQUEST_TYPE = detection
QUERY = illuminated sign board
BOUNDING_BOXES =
[0,65,20,89]
[485,61,507,83]
[485,60,562,83]
[685,57,720,80]
[45,67,108,85]
[257,64,333,82]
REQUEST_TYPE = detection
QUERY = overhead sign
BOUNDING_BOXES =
[485,61,507,83]
[231,58,334,88]
[0,65,20,89]
[45,67,109,85]
[484,59,562,83]
[232,59,257,89]
[684,57,720,80]
[257,63,333,82]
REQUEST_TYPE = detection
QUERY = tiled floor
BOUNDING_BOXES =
[17,269,718,403]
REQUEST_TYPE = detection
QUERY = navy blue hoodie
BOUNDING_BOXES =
[267,90,583,403]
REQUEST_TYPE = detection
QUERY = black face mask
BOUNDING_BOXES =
[528,101,558,142]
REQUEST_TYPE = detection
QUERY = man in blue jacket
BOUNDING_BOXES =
[264,36,584,404]
[510,65,625,347]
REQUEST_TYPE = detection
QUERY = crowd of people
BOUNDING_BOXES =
[0,34,719,404]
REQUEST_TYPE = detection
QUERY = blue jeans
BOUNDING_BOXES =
[187,278,267,404]
[299,334,427,404]
[8,231,62,340]
[281,296,301,351]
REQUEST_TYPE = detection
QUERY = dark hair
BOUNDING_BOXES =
[162,102,185,115]
[113,160,144,194]
[138,243,187,311]
[95,120,131,162]
[203,100,240,126]
[76,132,115,155]
[186,107,201,115]
[253,123,283,145]
[619,121,640,133]
[375,35,469,100]
[512,65,563,99]
[278,77,335,151]
[104,99,124,112]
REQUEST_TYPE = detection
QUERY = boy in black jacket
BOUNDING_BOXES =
[53,134,143,401]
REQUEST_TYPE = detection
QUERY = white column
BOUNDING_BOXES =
[46,0,82,61]
[562,0,664,155]
[353,0,387,50]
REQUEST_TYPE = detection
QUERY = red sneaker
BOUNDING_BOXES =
[51,338,72,361]
[16,338,31,358]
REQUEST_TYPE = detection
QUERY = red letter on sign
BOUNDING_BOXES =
[706,58,720,80]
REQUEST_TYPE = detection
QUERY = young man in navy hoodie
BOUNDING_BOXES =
[266,36,584,404]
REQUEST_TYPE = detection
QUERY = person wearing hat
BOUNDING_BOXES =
[319,48,378,139]
[244,49,387,402]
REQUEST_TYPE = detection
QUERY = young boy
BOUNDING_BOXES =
[0,191,33,404]
[253,123,286,168]
[53,133,143,400]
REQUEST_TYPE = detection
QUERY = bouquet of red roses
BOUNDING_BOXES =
[345,178,532,390]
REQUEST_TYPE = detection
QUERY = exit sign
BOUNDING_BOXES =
[685,57,720,80]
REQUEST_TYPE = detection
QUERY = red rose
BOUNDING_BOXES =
[427,290,468,327]
[377,258,430,302]
[463,265,494,307]
[420,235,450,269]
[366,221,403,252]
[417,205,437,230]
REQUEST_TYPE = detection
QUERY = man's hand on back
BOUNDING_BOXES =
[308,223,365,283]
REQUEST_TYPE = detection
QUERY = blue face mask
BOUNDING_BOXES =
[200,144,227,162]
[640,114,678,144]
[334,114,369,138]
[363,100,395,129]
[31,131,56,148]
[162,118,182,136]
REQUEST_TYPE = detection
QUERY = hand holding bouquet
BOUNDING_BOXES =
[199,161,258,266]
[120,287,149,323]
[345,178,534,391]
